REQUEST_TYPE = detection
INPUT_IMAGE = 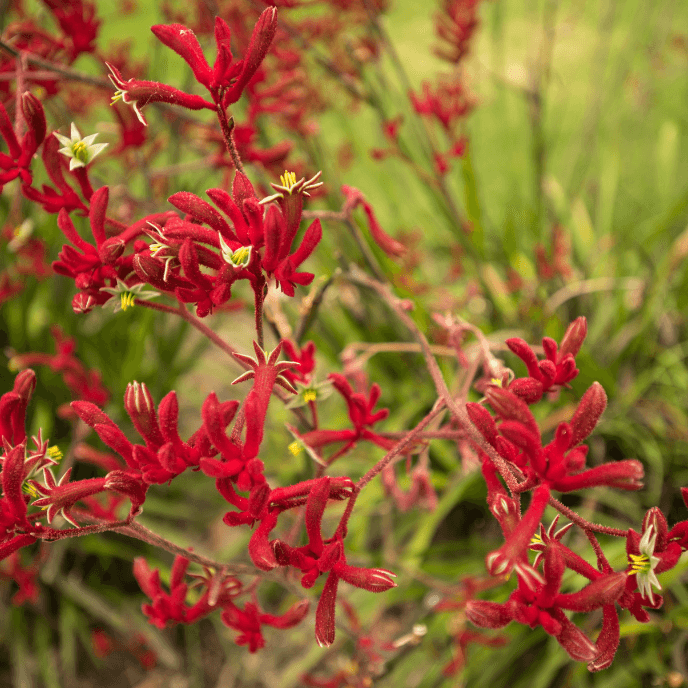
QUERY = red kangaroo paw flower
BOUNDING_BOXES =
[0,534,37,563]
[315,569,339,647]
[150,24,213,90]
[588,605,620,672]
[30,468,108,526]
[21,92,47,152]
[552,609,598,662]
[2,444,30,528]
[222,8,278,106]
[124,382,165,450]
[341,185,406,258]
[569,382,607,445]
[106,63,214,126]
[485,483,550,578]
[559,316,588,359]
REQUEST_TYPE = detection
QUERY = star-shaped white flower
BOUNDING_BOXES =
[54,123,108,170]
[100,279,160,313]
[630,524,662,603]
[218,234,252,268]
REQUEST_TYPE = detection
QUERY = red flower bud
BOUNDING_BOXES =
[570,382,607,445]
[507,377,544,404]
[21,92,47,149]
[559,317,587,359]
[124,382,165,449]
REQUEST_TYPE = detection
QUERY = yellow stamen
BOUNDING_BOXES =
[23,483,39,499]
[629,553,650,574]
[303,389,317,403]
[72,141,89,163]
[280,170,297,190]
[121,292,136,311]
[288,441,302,456]
[47,445,63,461]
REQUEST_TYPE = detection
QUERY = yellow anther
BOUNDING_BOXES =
[23,483,39,499]
[629,552,650,574]
[121,292,136,311]
[303,389,317,403]
[280,170,297,189]
[47,445,63,461]
[72,141,89,162]
[288,441,302,456]
[231,246,251,266]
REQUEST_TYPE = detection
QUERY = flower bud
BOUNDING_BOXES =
[21,92,47,149]
[570,382,607,445]
[558,316,587,359]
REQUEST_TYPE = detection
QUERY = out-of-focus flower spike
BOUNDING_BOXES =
[341,185,406,258]
[0,102,21,158]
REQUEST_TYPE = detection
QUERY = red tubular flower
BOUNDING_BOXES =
[0,95,47,190]
[506,317,587,402]
[232,341,298,460]
[341,185,406,258]
[0,369,36,447]
[221,598,309,653]
[272,218,322,296]
[2,445,31,530]
[281,340,316,384]
[485,484,550,581]
[42,0,100,59]
[479,382,644,493]
[269,477,396,646]
[73,384,199,486]
[133,555,218,628]
[29,468,108,526]
[468,544,625,664]
[148,8,277,109]
[22,134,87,214]
[0,535,37,564]
[106,63,215,126]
